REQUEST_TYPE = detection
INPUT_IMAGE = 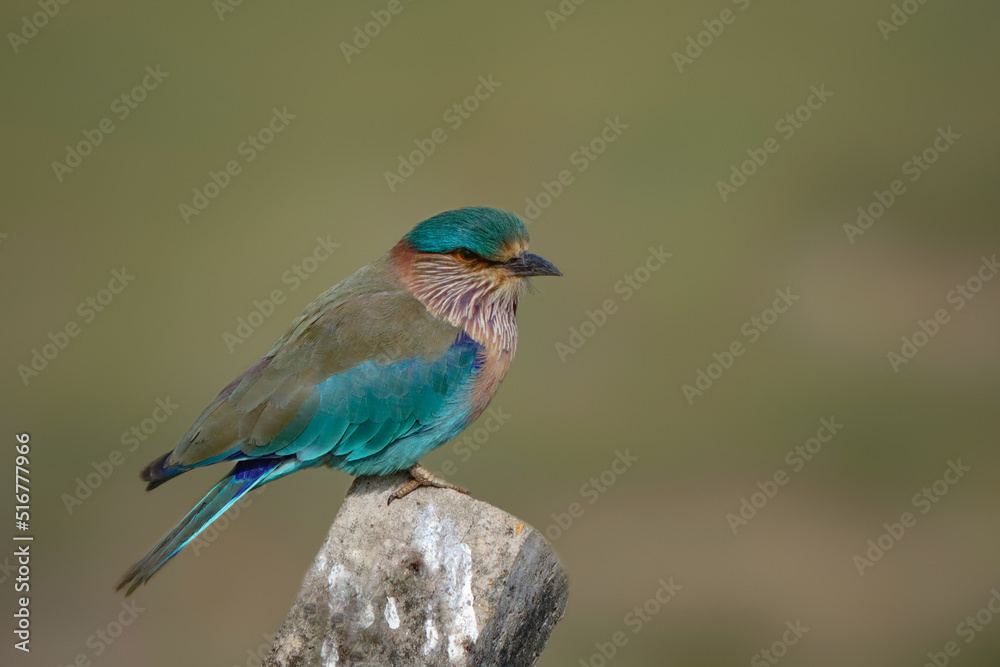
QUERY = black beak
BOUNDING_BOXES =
[504,252,563,277]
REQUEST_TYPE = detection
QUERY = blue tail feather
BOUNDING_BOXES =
[116,458,301,595]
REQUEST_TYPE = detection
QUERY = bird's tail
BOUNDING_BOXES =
[116,457,300,596]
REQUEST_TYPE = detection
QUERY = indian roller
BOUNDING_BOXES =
[116,207,561,595]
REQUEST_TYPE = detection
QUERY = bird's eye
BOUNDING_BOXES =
[455,248,478,262]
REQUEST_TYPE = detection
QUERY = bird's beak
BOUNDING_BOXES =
[504,252,563,277]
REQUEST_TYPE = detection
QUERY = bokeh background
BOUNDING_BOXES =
[2,1,999,665]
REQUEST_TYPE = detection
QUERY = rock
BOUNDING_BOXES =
[264,473,569,667]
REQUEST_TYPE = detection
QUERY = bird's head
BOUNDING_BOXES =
[392,207,561,347]
[402,206,561,279]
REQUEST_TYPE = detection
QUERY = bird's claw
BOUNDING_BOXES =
[387,464,469,505]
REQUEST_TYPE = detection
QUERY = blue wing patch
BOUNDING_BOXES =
[270,332,482,475]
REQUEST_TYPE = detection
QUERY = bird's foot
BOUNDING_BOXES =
[387,464,469,505]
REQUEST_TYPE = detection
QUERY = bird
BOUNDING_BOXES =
[116,207,561,595]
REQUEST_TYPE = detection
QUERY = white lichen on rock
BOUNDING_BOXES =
[384,596,400,630]
[320,637,339,667]
[413,504,479,661]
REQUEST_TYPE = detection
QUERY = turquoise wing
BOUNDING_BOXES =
[269,332,482,475]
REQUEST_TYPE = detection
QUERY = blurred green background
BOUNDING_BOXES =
[2,1,999,665]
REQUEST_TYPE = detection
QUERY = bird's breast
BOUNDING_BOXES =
[467,347,513,421]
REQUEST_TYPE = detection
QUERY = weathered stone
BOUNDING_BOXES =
[265,473,568,667]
